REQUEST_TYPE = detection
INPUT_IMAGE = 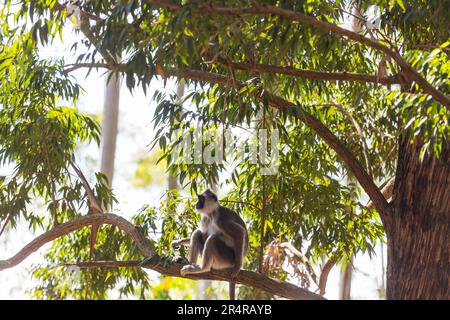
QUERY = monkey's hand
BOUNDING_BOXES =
[171,239,182,249]
[171,237,190,249]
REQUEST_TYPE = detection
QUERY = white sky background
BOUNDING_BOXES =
[0,9,387,300]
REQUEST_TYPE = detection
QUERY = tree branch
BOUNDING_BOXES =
[0,213,154,272]
[279,242,319,287]
[68,160,104,262]
[65,258,325,300]
[147,1,450,109]
[318,255,338,295]
[367,177,395,210]
[0,213,13,238]
[63,63,110,74]
[213,56,405,86]
[69,161,103,214]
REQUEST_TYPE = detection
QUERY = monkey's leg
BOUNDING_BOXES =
[209,239,237,300]
[188,229,205,264]
[181,235,233,275]
[180,235,215,276]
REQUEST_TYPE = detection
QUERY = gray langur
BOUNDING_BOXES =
[171,189,249,300]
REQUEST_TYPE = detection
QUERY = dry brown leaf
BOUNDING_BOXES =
[156,63,167,80]
[377,56,388,82]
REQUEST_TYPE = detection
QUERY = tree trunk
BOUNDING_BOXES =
[386,137,450,299]
[339,256,353,300]
[100,72,120,188]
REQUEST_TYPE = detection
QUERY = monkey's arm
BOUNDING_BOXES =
[171,237,191,248]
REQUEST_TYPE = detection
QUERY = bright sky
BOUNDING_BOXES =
[0,12,387,300]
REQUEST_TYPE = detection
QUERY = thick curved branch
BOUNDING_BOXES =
[0,213,154,271]
[66,258,325,300]
[147,1,450,109]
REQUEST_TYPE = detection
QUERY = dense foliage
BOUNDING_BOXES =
[0,0,448,299]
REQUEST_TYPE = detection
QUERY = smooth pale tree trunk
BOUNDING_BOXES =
[386,137,450,299]
[85,71,120,297]
[339,256,353,300]
[100,72,120,188]
[339,174,358,300]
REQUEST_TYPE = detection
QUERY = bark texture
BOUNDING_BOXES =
[387,137,450,299]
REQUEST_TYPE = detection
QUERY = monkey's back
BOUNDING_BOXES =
[217,206,247,229]
[216,205,249,253]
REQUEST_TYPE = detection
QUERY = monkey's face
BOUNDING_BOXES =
[196,190,219,214]
[196,194,206,210]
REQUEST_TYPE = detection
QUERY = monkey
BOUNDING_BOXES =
[171,189,248,300]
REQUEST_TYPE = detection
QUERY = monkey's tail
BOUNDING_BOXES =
[229,282,236,300]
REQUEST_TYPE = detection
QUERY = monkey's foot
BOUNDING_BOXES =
[180,264,201,276]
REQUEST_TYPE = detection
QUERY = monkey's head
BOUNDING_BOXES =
[196,189,219,214]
